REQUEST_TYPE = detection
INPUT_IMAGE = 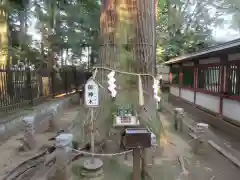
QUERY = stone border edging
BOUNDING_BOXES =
[208,140,240,169]
[185,111,240,169]
[2,151,46,180]
[0,94,78,143]
[161,97,240,169]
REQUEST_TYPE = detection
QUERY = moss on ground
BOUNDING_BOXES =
[103,158,132,180]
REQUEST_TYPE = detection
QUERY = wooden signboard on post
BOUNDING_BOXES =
[125,128,151,180]
[124,128,151,149]
[84,78,100,165]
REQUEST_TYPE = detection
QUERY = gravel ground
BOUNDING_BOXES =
[70,92,240,180]
[143,110,240,180]
[150,94,240,180]
[0,106,80,179]
[164,93,240,160]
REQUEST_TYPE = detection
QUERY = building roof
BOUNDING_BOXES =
[163,38,240,65]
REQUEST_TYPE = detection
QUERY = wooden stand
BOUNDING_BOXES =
[124,128,151,180]
[133,148,141,180]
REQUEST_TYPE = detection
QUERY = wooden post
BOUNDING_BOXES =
[90,108,95,164]
[133,148,141,180]
[169,65,173,84]
[219,54,228,117]
[174,110,178,131]
[194,60,198,105]
[179,64,183,97]
[138,75,146,177]
[141,148,146,178]
[84,77,99,165]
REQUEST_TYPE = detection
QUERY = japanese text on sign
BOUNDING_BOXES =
[84,79,99,107]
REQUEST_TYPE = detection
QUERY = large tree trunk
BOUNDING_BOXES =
[134,1,159,175]
[19,7,27,63]
[0,3,8,66]
[0,2,9,102]
[135,0,156,92]
[100,0,117,79]
[114,0,138,106]
[99,0,157,104]
[97,1,159,163]
[47,1,57,69]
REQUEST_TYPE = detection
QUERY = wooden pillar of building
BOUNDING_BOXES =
[194,60,199,104]
[219,54,228,117]
[169,65,173,84]
[179,64,183,97]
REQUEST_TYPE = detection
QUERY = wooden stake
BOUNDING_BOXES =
[133,148,141,180]
[90,108,95,164]
[141,148,146,178]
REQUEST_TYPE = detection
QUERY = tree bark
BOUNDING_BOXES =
[135,0,156,91]
[0,3,8,99]
[134,0,157,177]
[47,1,57,69]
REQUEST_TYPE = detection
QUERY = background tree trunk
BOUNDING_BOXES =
[0,1,9,100]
